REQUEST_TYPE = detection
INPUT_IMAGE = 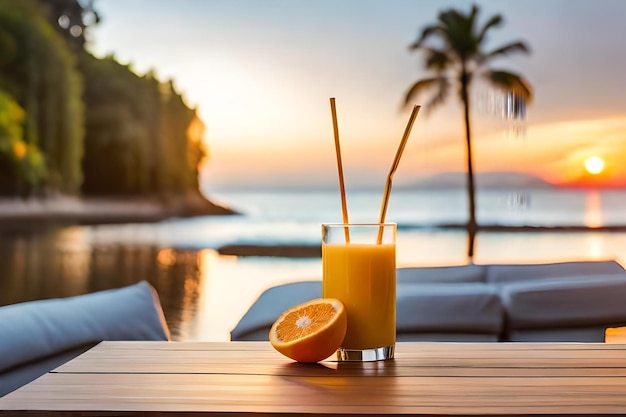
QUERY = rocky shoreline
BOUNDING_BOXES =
[0,191,236,229]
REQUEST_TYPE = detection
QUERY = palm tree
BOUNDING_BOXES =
[404,4,532,258]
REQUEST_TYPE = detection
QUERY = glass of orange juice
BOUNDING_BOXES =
[322,223,396,361]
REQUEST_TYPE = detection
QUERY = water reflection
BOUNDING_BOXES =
[0,229,203,341]
[586,234,605,259]
[584,191,603,228]
[4,219,626,342]
[0,227,322,341]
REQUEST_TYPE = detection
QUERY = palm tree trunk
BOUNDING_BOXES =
[460,70,477,259]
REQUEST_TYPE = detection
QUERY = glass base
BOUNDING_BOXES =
[335,345,394,362]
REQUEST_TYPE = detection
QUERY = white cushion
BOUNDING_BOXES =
[0,281,170,374]
[396,283,503,334]
[501,275,626,328]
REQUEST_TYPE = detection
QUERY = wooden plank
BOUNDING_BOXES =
[91,340,626,352]
[3,373,626,415]
[4,342,626,416]
[77,340,626,358]
[55,355,626,376]
[53,360,626,376]
[55,341,626,375]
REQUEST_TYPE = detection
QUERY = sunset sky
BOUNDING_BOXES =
[89,0,626,190]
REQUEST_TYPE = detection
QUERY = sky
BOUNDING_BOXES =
[88,0,626,190]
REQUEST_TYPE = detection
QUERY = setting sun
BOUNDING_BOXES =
[584,156,605,175]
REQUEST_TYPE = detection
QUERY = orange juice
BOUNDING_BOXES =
[322,242,396,350]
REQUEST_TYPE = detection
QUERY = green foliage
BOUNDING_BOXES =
[0,90,24,146]
[37,0,99,51]
[0,0,207,198]
[0,90,47,194]
[80,54,207,196]
[0,0,83,195]
[158,81,207,192]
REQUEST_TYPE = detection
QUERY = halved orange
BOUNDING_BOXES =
[269,298,347,363]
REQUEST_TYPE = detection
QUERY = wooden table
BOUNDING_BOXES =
[2,341,626,416]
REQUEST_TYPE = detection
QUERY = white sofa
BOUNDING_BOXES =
[231,260,626,343]
[0,281,170,397]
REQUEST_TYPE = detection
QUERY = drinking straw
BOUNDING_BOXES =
[377,104,421,243]
[329,97,350,243]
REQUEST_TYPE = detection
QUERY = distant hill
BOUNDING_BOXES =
[401,172,556,190]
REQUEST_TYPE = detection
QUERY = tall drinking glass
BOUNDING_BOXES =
[322,223,396,361]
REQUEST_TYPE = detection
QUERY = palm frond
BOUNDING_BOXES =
[476,15,502,44]
[439,9,464,31]
[403,77,450,112]
[438,7,479,60]
[468,4,480,35]
[426,77,451,109]
[423,47,451,71]
[484,70,533,102]
[404,78,438,105]
[409,25,445,50]
[482,41,530,63]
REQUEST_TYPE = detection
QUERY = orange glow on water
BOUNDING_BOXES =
[584,191,603,228]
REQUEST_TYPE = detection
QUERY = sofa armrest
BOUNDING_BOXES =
[0,281,170,374]
[230,281,322,341]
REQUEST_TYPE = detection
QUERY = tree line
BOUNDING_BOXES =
[0,0,206,197]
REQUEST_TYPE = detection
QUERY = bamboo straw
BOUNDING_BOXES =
[330,97,350,243]
[377,104,421,243]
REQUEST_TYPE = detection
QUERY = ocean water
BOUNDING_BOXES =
[147,187,626,248]
[3,187,626,342]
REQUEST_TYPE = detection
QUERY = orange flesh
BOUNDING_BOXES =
[275,303,337,342]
